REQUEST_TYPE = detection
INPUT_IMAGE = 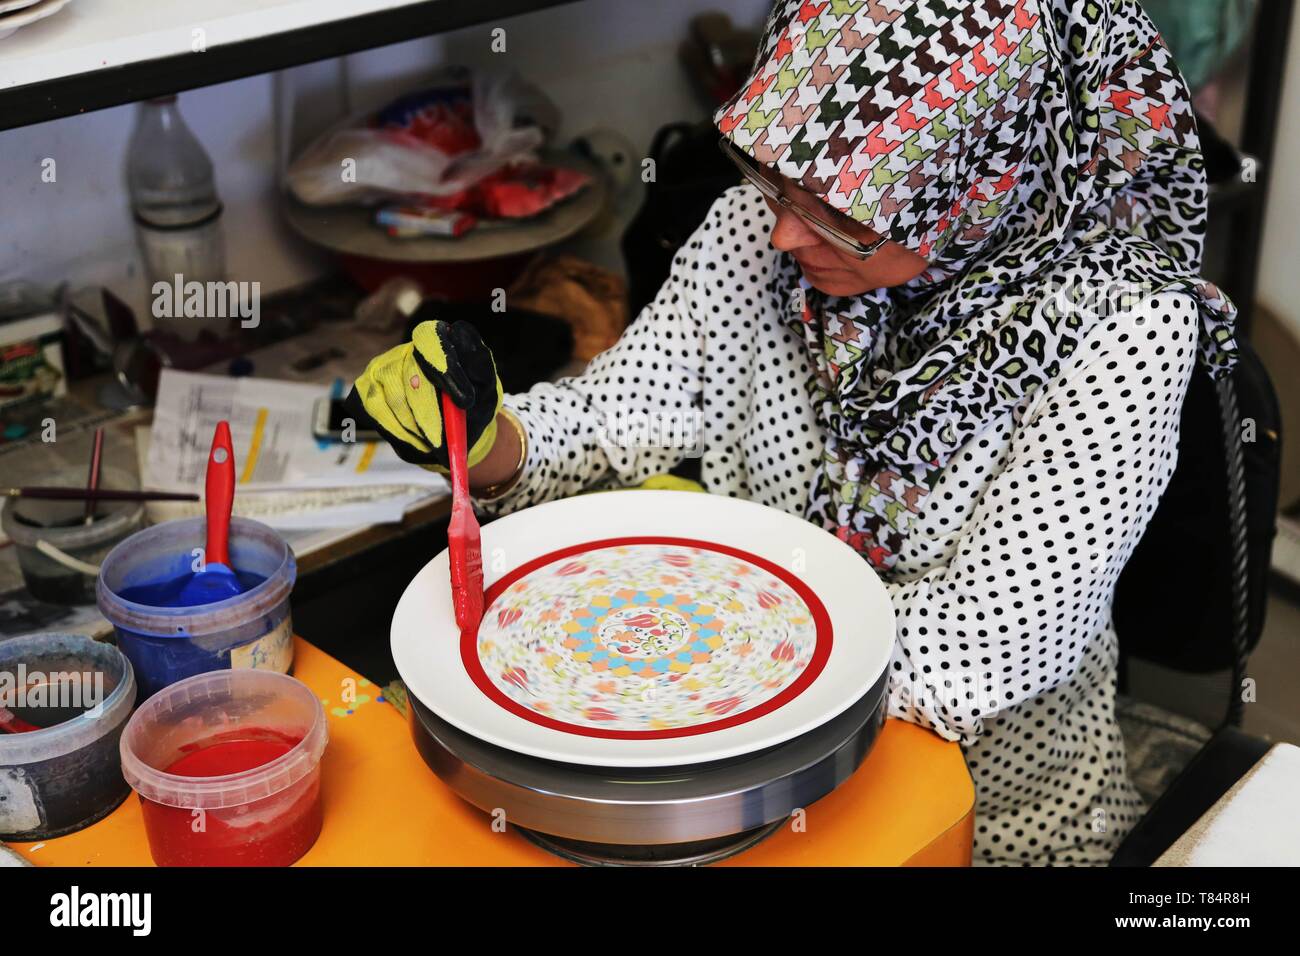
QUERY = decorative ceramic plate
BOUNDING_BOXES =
[392,491,895,767]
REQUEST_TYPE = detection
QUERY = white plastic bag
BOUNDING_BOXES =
[287,69,559,206]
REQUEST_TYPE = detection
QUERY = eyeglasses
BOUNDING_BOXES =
[718,136,889,260]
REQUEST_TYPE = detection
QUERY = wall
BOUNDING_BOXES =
[0,0,769,324]
[1257,7,1300,340]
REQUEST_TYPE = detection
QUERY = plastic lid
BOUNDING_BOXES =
[119,669,327,810]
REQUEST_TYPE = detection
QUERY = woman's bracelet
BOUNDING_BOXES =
[474,406,528,501]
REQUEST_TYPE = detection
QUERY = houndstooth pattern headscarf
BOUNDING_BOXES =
[714,0,1239,573]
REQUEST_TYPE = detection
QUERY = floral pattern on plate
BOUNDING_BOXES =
[469,542,825,734]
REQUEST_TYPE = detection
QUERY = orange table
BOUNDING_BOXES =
[10,638,974,866]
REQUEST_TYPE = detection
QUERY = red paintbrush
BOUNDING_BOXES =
[440,392,483,638]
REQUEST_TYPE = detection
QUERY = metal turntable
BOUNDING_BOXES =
[408,669,889,865]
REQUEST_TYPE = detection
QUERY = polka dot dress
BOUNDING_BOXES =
[476,186,1199,865]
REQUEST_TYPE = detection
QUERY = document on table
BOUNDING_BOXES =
[144,370,448,529]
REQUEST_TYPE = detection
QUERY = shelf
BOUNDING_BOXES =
[0,0,575,131]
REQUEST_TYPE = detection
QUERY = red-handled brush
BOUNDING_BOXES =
[441,392,483,638]
[177,420,244,605]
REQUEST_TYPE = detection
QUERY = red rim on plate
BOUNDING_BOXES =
[462,536,832,740]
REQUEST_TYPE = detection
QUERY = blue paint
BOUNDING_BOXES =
[96,516,296,700]
[119,569,267,608]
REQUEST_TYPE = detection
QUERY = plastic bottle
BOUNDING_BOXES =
[126,95,227,341]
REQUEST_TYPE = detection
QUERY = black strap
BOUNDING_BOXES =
[1215,373,1251,728]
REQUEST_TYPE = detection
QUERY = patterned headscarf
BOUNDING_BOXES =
[714,0,1239,573]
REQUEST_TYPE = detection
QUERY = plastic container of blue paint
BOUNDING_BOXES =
[0,633,136,840]
[96,517,296,700]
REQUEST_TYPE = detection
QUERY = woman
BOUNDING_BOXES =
[350,0,1238,865]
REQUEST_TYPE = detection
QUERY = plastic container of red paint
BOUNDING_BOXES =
[119,669,327,866]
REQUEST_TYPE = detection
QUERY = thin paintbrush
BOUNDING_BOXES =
[1,487,200,503]
[83,426,104,524]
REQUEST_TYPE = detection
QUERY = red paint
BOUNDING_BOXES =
[441,393,484,638]
[0,707,40,733]
[139,728,322,867]
[466,536,834,740]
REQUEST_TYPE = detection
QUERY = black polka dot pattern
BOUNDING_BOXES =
[478,188,822,514]
[476,186,1200,865]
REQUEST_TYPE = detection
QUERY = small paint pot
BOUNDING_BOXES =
[0,467,145,605]
[119,669,327,867]
[0,633,136,841]
[96,516,296,699]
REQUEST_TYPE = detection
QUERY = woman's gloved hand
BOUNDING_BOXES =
[345,318,503,473]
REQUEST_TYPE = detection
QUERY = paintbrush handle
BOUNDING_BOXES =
[3,487,201,502]
[84,427,105,521]
[442,392,483,635]
[205,421,236,568]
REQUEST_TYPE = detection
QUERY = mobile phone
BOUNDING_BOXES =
[312,397,382,443]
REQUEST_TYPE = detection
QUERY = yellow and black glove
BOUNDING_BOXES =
[345,318,503,472]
